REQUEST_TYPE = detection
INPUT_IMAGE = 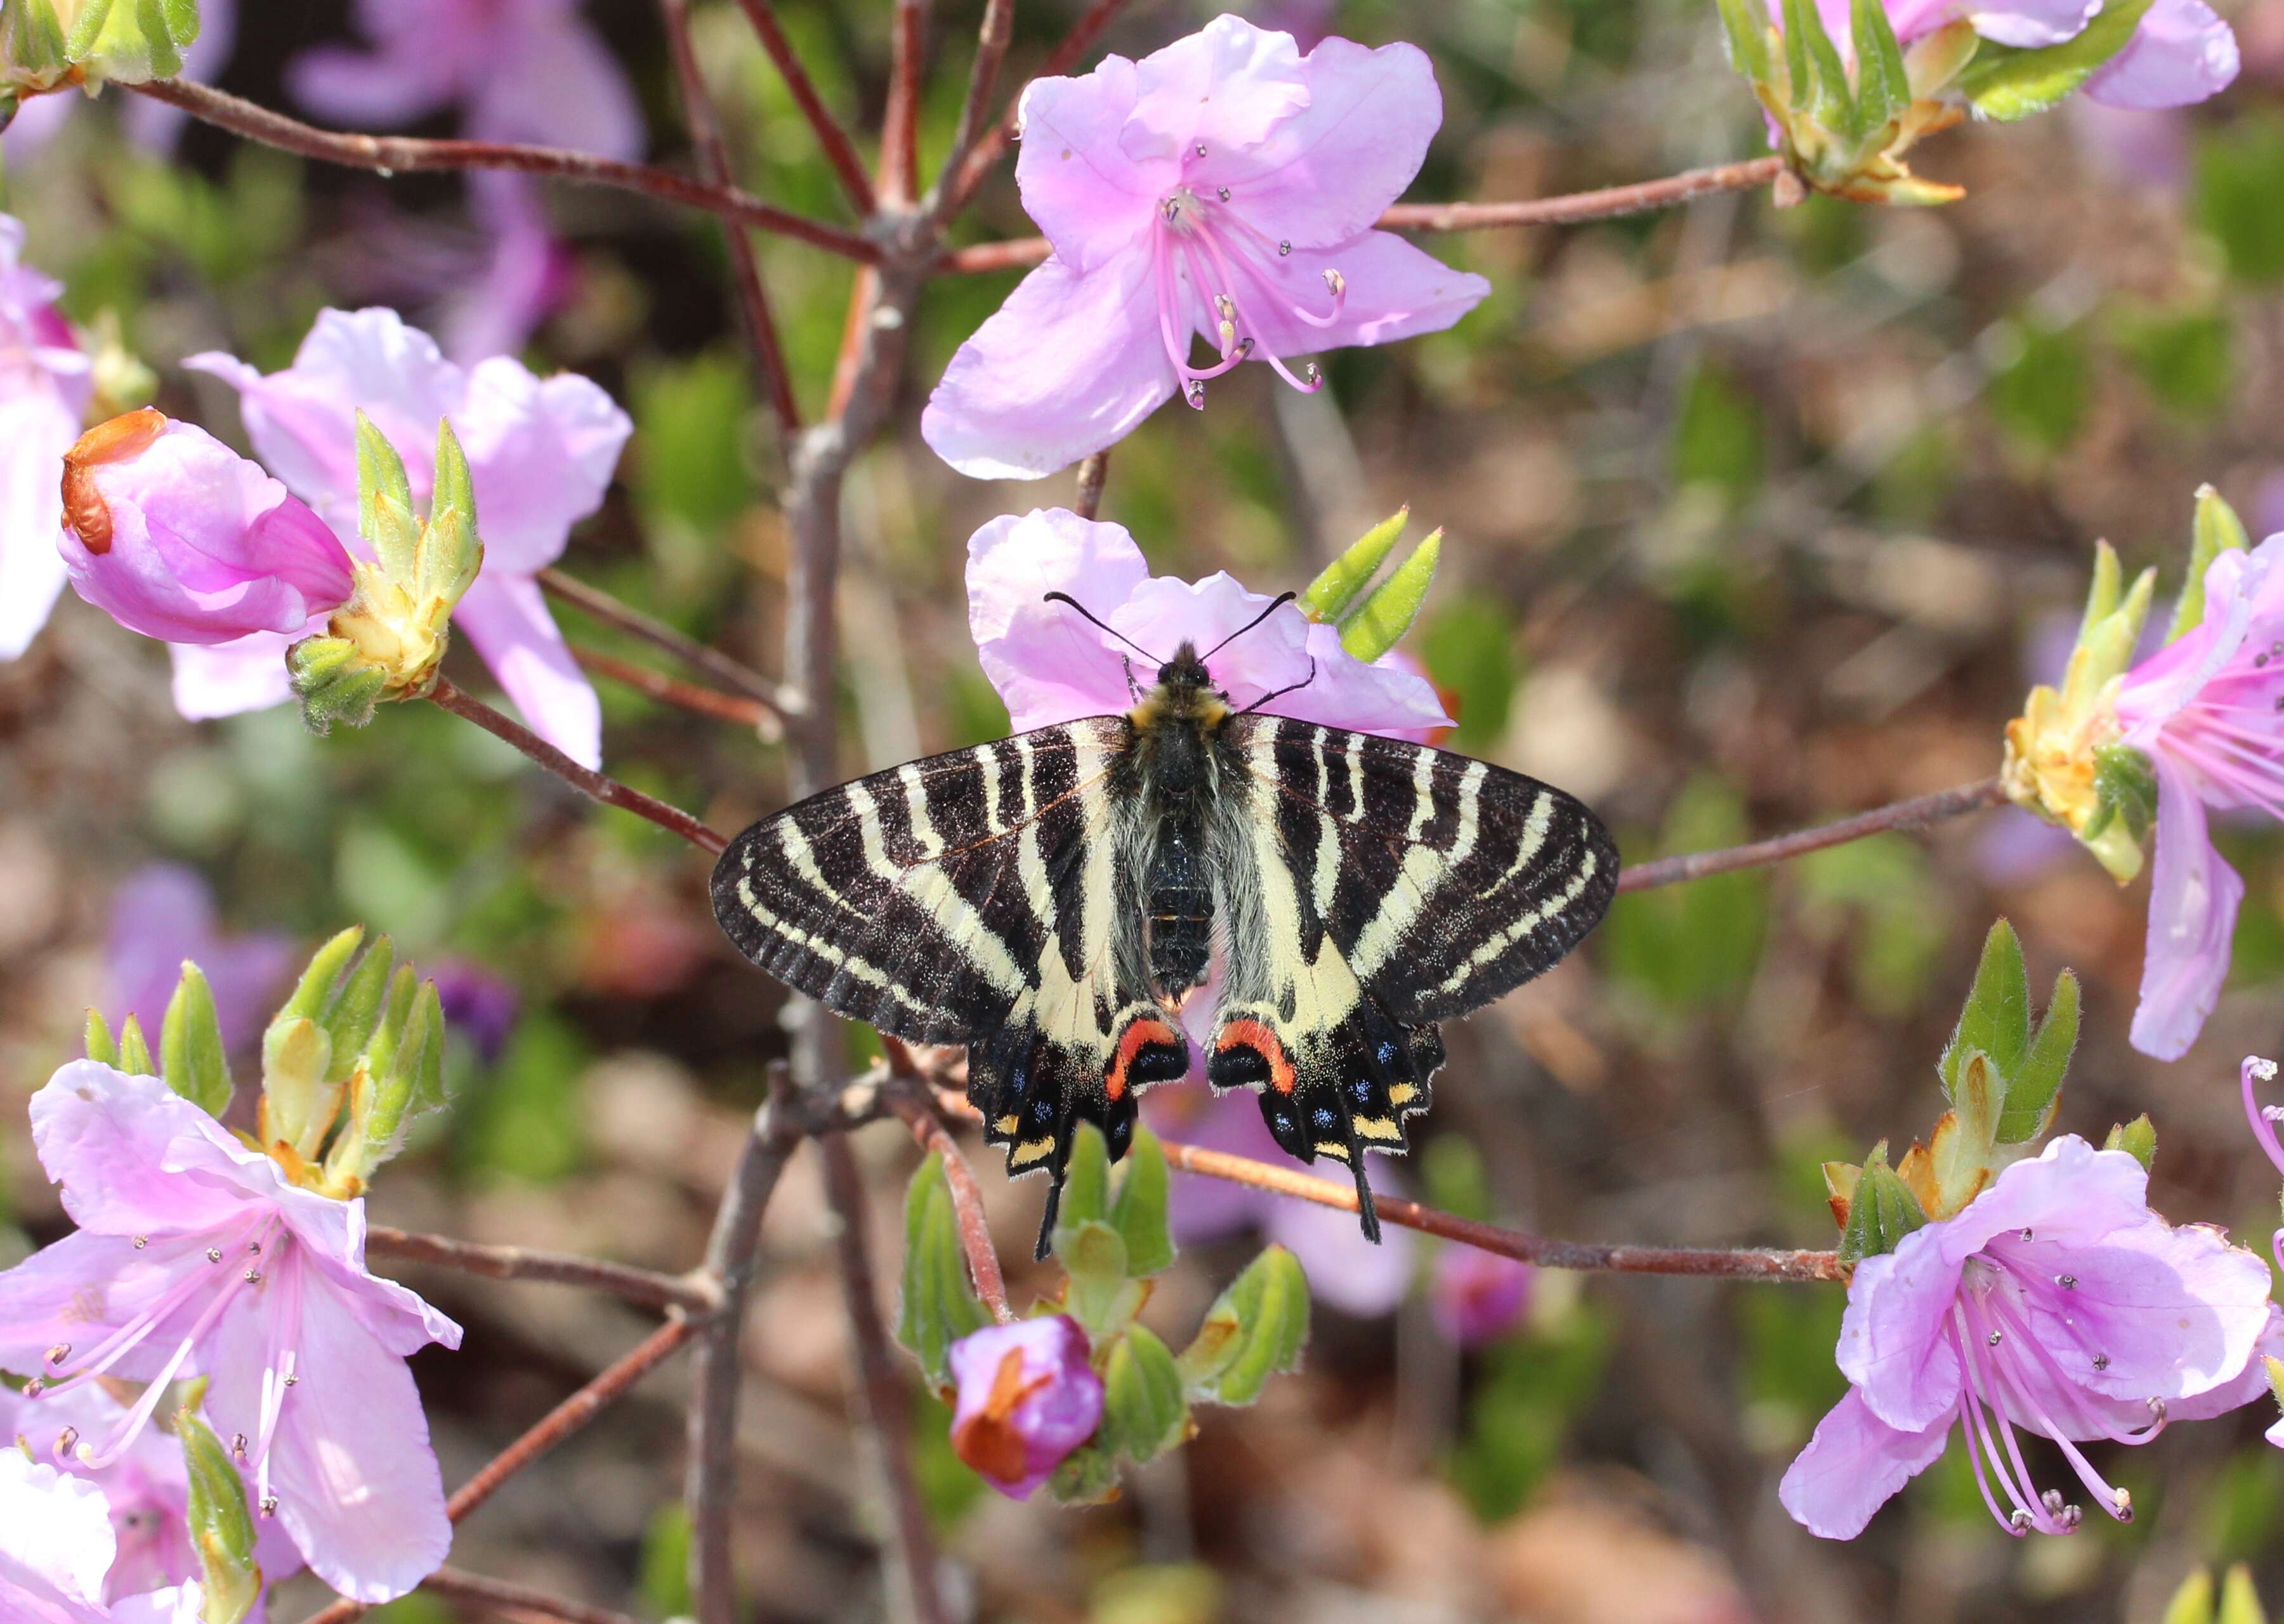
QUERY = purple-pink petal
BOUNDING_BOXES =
[167,630,304,722]
[1224,231,1488,362]
[946,1316,1104,1500]
[1115,16,1309,173]
[2129,760,2243,1059]
[1777,1387,1952,1540]
[31,1063,260,1237]
[967,508,1154,729]
[106,864,293,1055]
[452,572,603,769]
[2085,0,2240,107]
[922,252,1173,481]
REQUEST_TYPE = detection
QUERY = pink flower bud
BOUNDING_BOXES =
[946,1316,1103,1500]
[1431,1245,1532,1348]
[60,410,354,646]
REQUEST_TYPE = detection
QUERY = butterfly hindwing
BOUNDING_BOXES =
[710,719,1185,1254]
[1203,716,1615,1233]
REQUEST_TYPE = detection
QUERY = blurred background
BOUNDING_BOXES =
[6,1,2284,1620]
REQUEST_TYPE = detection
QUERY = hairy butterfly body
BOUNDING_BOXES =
[711,632,1616,1259]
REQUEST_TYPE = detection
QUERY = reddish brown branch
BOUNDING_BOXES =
[128,79,879,264]
[882,0,929,207]
[302,1318,697,1624]
[885,1081,1015,1323]
[943,0,1138,215]
[572,646,785,735]
[1616,778,2005,893]
[1073,449,1110,521]
[1155,1140,1845,1281]
[537,568,804,721]
[820,1136,952,1624]
[659,0,804,433]
[365,1226,721,1315]
[427,677,728,855]
[940,155,1795,274]
[414,1567,641,1624]
[732,0,879,216]
[928,0,1016,223]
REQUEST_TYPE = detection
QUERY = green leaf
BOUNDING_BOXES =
[161,963,233,1118]
[895,1153,989,1389]
[1838,1146,1927,1264]
[1178,1245,1309,1406]
[1714,0,1773,81]
[424,418,482,606]
[2167,1571,2218,1624]
[279,927,365,1025]
[286,636,387,735]
[2104,1113,2157,1172]
[1995,970,2078,1144]
[1959,0,2154,119]
[2082,742,2159,848]
[1941,920,2028,1099]
[355,412,421,581]
[2221,1566,2269,1624]
[1851,0,1911,133]
[85,1008,120,1068]
[1299,508,1408,623]
[2170,485,2252,643]
[1046,1441,1123,1505]
[117,1014,157,1077]
[1337,528,1440,664]
[1061,1219,1132,1335]
[321,935,394,1084]
[176,1406,261,1624]
[1053,1122,1113,1252]
[1783,0,1857,135]
[1099,1325,1189,1465]
[1110,1127,1174,1278]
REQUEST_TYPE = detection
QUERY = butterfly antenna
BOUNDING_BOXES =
[1042,591,1162,664]
[1238,658,1317,715]
[1202,591,1299,661]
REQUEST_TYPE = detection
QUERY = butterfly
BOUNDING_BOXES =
[711,593,1617,1259]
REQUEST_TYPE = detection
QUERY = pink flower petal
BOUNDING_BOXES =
[1268,1194,1415,1316]
[167,630,303,721]
[1014,56,1165,274]
[204,1262,453,1602]
[0,390,77,660]
[30,1063,259,1236]
[966,508,1152,729]
[0,1453,117,1605]
[1215,230,1488,365]
[452,358,631,574]
[1119,15,1309,168]
[0,1229,236,1385]
[1198,37,1442,250]
[2085,0,2240,108]
[2129,759,2244,1059]
[1778,1387,1950,1540]
[452,572,604,769]
[921,251,1173,480]
[469,7,646,158]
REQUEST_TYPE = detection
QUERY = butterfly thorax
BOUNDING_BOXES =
[1120,643,1233,999]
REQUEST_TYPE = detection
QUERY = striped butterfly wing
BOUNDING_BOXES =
[1204,715,1616,1236]
[709,718,1188,1255]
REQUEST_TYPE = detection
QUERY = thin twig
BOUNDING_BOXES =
[685,1064,803,1624]
[128,80,879,264]
[882,0,929,207]
[1073,449,1111,521]
[943,0,1138,215]
[821,1134,952,1624]
[1155,1139,1844,1281]
[427,676,729,855]
[938,155,1797,273]
[884,1081,1014,1323]
[659,0,804,433]
[366,1226,721,1315]
[413,1568,642,1624]
[926,0,1016,223]
[1616,778,2005,893]
[537,567,804,721]
[732,0,879,216]
[301,1318,698,1624]
[572,645,785,736]
[1378,155,1788,232]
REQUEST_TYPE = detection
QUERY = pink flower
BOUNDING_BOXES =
[1783,0,2238,107]
[0,212,89,662]
[1779,1135,2276,1540]
[967,508,1450,737]
[2111,535,2284,1058]
[183,307,632,768]
[921,15,1489,478]
[289,0,642,160]
[1146,1078,1415,1317]
[0,1063,464,1602]
[437,175,577,365]
[58,410,355,647]
[946,1316,1105,1500]
[1431,1245,1532,1347]
[0,1384,302,1608]
[2236,1057,2284,1313]
[106,864,293,1055]
[0,1449,202,1624]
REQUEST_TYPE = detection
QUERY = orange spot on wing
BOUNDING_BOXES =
[1216,1018,1296,1095]
[1105,1016,1181,1101]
